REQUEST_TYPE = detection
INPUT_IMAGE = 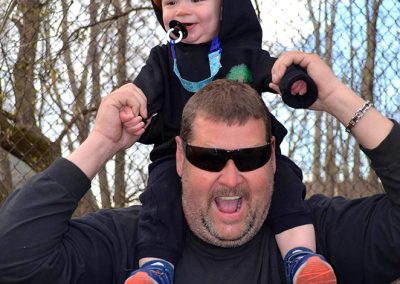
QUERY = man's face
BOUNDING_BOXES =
[162,0,222,44]
[176,115,276,247]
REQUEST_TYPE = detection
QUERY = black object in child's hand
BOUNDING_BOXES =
[141,113,157,125]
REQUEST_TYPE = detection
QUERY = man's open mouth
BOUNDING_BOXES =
[215,196,242,213]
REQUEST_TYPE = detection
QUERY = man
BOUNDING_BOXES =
[0,52,399,284]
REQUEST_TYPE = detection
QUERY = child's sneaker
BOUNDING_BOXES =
[125,260,174,284]
[284,247,337,284]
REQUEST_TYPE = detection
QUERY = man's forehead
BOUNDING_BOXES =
[190,115,268,148]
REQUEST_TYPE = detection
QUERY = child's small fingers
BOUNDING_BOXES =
[272,55,293,83]
[268,82,280,94]
[122,115,143,128]
[290,80,307,95]
[132,128,145,137]
[271,68,284,83]
[299,86,308,96]
[124,121,145,135]
[119,107,135,122]
[123,121,142,129]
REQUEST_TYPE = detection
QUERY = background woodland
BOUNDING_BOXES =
[0,0,399,217]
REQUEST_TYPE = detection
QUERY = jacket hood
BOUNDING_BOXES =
[152,0,262,47]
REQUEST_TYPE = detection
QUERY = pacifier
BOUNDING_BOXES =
[166,20,188,43]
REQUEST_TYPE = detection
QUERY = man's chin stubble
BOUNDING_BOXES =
[200,212,257,247]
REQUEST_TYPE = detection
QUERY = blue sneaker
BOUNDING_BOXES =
[125,260,174,284]
[284,247,337,284]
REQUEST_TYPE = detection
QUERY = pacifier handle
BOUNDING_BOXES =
[167,28,183,43]
[167,20,188,43]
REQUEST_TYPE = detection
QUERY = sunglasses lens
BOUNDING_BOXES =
[185,145,226,172]
[234,145,271,171]
[184,142,272,172]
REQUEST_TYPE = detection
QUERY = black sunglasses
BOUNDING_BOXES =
[182,140,272,172]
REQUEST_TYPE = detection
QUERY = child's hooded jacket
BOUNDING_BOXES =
[135,0,314,161]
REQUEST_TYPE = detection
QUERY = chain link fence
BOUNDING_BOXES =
[0,0,399,220]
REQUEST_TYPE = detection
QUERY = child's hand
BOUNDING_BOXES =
[116,82,151,138]
[119,106,147,137]
[291,80,307,96]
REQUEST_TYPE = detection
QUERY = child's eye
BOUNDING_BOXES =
[163,0,176,6]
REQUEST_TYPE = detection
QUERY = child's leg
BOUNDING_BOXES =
[271,155,336,284]
[275,224,316,258]
[125,155,184,284]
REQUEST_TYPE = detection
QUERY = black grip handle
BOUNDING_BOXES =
[278,65,318,109]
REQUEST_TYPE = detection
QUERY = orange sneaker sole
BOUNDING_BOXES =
[293,256,337,284]
[124,271,157,284]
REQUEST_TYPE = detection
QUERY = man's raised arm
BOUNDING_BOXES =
[271,51,400,283]
[0,83,145,283]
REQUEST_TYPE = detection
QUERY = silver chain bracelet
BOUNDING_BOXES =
[345,101,373,133]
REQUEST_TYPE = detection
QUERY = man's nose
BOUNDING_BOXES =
[218,160,244,188]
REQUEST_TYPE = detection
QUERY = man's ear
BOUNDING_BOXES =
[270,136,276,174]
[176,136,184,177]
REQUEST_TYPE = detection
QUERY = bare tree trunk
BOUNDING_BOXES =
[307,0,323,193]
[99,167,111,208]
[351,144,363,198]
[114,152,126,208]
[339,2,356,198]
[0,0,18,35]
[361,0,382,193]
[61,0,103,215]
[360,0,382,103]
[321,0,337,197]
[253,0,261,20]
[0,79,12,203]
[347,0,383,197]
[113,0,130,208]
[287,112,308,158]
[0,0,61,172]
[12,0,41,128]
[339,125,352,198]
[0,148,12,205]
[0,115,60,171]
[39,4,65,156]
[89,1,112,210]
[310,112,323,193]
[323,116,337,196]
[346,0,384,198]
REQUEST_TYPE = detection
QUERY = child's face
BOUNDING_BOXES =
[162,0,222,44]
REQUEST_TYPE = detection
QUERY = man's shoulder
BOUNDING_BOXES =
[72,205,141,235]
[79,205,141,222]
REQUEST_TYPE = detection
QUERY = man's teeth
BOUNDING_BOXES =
[219,196,242,211]
[219,196,240,201]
